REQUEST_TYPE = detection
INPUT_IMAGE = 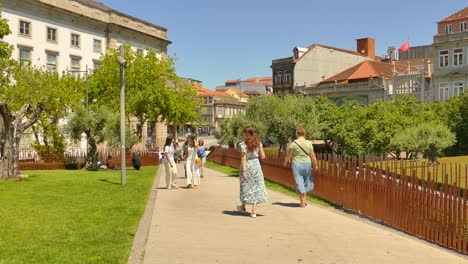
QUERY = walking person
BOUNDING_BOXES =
[282,126,318,207]
[185,135,201,189]
[237,126,268,218]
[162,136,179,190]
[197,139,206,178]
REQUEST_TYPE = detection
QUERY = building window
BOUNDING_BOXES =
[439,50,449,68]
[19,48,31,67]
[46,53,57,72]
[445,24,452,34]
[71,33,80,48]
[275,71,283,85]
[284,70,290,84]
[217,108,223,118]
[70,57,81,76]
[461,22,467,32]
[453,81,464,97]
[453,48,463,66]
[208,97,213,103]
[439,82,449,101]
[47,27,57,43]
[93,60,101,70]
[19,20,31,37]
[93,39,102,53]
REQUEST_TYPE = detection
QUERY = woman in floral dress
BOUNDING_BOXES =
[237,126,268,218]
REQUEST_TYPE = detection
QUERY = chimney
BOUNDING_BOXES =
[356,37,375,60]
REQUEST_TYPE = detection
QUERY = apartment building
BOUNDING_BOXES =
[433,7,468,101]
[271,38,377,96]
[1,0,172,150]
[194,85,244,135]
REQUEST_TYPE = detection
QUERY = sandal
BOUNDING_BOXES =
[236,205,247,213]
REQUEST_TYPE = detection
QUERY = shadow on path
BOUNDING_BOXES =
[272,202,300,208]
[222,210,264,218]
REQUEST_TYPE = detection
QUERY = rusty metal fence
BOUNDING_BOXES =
[208,148,468,254]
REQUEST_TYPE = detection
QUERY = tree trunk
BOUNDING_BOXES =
[0,102,44,180]
[0,120,16,179]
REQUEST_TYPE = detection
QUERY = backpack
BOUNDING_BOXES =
[197,146,206,158]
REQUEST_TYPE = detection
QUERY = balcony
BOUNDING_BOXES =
[434,31,468,44]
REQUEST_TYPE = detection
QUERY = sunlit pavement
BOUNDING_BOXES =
[141,163,468,264]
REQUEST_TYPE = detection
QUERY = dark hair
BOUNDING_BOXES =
[164,136,173,148]
[188,134,196,146]
[243,126,260,152]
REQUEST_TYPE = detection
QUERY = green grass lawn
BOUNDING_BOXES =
[371,155,468,187]
[204,161,333,207]
[0,166,157,264]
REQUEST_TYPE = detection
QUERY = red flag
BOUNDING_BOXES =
[399,40,410,52]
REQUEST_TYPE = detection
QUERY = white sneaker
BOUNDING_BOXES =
[250,213,257,218]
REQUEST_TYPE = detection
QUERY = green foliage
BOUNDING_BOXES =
[389,122,456,161]
[88,45,200,138]
[215,94,464,159]
[437,92,468,156]
[0,7,12,61]
[0,167,157,263]
[102,112,139,150]
[2,66,83,113]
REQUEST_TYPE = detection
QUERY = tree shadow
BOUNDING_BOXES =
[272,202,301,208]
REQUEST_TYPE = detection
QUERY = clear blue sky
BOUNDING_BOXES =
[98,0,466,89]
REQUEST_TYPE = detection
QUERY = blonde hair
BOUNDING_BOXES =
[296,126,306,137]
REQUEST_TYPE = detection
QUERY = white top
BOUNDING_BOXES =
[162,145,175,163]
[186,145,197,163]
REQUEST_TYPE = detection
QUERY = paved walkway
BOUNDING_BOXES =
[140,163,468,264]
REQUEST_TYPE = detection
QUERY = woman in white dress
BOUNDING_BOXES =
[185,135,200,189]
[162,136,179,190]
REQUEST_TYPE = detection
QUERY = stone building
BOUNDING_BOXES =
[216,77,273,95]
[271,38,377,96]
[432,6,468,101]
[194,86,244,136]
[1,0,172,152]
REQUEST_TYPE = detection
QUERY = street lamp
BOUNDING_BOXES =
[117,45,128,186]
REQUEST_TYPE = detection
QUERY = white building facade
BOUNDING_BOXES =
[432,7,468,101]
[2,0,170,73]
[2,0,172,152]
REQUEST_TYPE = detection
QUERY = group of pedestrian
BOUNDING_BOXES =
[237,125,318,218]
[160,134,206,190]
[160,125,318,219]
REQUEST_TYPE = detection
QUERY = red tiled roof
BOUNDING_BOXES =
[320,60,416,84]
[193,85,235,99]
[226,80,239,84]
[243,90,262,95]
[438,7,468,23]
[244,76,272,82]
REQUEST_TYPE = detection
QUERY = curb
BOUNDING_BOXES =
[127,166,162,264]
